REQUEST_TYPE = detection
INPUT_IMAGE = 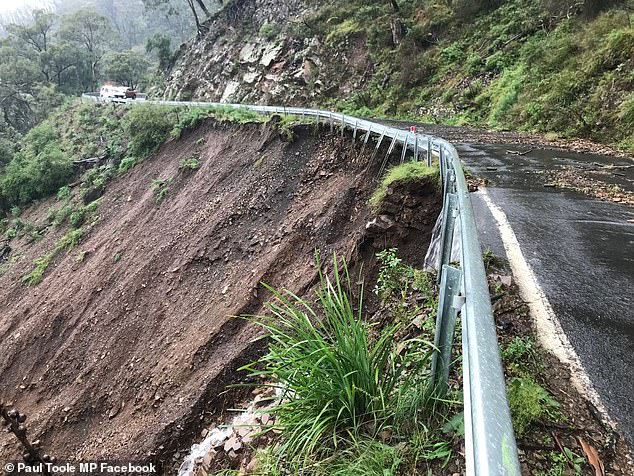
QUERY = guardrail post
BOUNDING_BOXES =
[371,128,386,163]
[400,133,409,164]
[437,192,458,283]
[353,120,359,142]
[431,265,463,397]
[427,138,432,167]
[379,136,398,176]
[359,126,373,158]
[414,134,419,162]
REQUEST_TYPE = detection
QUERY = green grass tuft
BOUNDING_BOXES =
[370,162,438,210]
[242,253,434,466]
[22,228,83,286]
[507,377,560,437]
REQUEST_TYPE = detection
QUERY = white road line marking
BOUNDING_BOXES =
[478,188,617,429]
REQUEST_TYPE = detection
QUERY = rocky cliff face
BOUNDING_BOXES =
[163,0,371,106]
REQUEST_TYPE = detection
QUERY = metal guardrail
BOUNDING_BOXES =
[82,93,521,475]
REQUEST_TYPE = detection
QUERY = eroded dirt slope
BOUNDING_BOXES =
[0,121,436,469]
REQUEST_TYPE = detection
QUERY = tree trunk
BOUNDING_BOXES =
[194,0,210,16]
[186,0,204,35]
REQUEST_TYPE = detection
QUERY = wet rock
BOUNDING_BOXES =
[224,435,242,452]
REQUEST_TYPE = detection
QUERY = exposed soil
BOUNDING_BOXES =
[186,176,443,476]
[0,121,441,472]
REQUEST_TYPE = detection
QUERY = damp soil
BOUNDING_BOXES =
[0,120,441,473]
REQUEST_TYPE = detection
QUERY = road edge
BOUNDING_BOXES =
[478,187,634,466]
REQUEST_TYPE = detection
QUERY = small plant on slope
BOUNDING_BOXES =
[179,158,200,171]
[151,178,170,204]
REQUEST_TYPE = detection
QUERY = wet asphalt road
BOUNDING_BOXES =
[455,143,634,446]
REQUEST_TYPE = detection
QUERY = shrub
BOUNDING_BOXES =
[122,105,177,158]
[1,143,73,207]
[57,186,71,200]
[118,156,139,174]
[69,209,86,229]
[151,178,169,203]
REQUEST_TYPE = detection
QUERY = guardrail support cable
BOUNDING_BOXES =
[430,264,463,397]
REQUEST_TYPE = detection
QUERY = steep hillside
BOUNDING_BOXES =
[164,0,634,152]
[0,117,441,468]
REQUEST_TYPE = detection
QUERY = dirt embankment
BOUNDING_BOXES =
[0,120,441,471]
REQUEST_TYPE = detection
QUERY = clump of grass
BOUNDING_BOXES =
[242,254,434,465]
[118,156,139,174]
[328,438,404,476]
[22,228,83,286]
[151,178,170,204]
[369,162,438,210]
[507,377,561,437]
[259,22,281,40]
[57,186,71,200]
[171,105,265,139]
[179,158,200,171]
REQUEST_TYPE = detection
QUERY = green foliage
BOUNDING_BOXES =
[57,186,71,200]
[259,22,281,40]
[151,178,170,203]
[327,439,404,476]
[103,50,150,88]
[507,377,561,437]
[171,105,264,139]
[374,248,406,299]
[123,104,176,158]
[22,228,83,286]
[535,448,585,476]
[370,162,438,210]
[0,121,73,207]
[242,254,434,465]
[178,158,200,170]
[118,156,139,174]
[69,209,86,229]
[146,33,174,73]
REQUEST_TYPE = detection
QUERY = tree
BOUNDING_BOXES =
[143,0,222,36]
[6,10,57,81]
[0,41,42,132]
[146,33,173,72]
[57,9,117,90]
[103,50,150,88]
[44,42,83,89]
